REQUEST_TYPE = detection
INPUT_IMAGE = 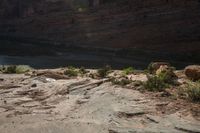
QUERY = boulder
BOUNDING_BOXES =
[184,65,200,81]
[148,62,171,74]
[156,65,167,75]
[156,65,177,83]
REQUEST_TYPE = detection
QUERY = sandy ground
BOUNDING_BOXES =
[0,70,200,133]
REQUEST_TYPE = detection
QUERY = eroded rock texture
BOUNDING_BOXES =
[0,70,200,133]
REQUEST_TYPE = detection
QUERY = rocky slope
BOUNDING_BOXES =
[0,68,200,133]
[0,0,200,63]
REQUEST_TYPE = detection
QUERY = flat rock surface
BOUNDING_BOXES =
[0,73,199,133]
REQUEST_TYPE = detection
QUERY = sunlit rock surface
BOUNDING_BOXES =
[0,68,199,133]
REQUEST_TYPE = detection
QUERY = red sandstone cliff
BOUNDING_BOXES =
[0,0,200,54]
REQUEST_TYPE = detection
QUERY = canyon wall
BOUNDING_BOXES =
[0,0,200,56]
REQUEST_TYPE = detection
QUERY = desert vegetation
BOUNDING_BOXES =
[97,65,112,78]
[122,67,134,75]
[178,81,200,102]
[0,65,32,74]
[64,66,79,77]
[0,63,199,104]
[64,66,89,77]
[144,63,177,91]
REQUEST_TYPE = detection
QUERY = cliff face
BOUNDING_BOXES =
[0,0,74,18]
[0,0,200,55]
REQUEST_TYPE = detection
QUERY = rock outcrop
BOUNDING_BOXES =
[184,65,200,81]
[148,62,171,74]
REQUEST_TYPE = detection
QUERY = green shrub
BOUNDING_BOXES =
[0,65,32,74]
[67,66,76,70]
[183,82,200,102]
[6,65,17,73]
[155,65,177,85]
[157,71,172,84]
[15,65,32,74]
[147,62,155,74]
[0,65,6,72]
[64,66,78,77]
[144,75,169,92]
[144,64,177,92]
[143,69,149,74]
[97,65,112,78]
[122,67,134,75]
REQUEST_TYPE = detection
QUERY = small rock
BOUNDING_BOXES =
[117,109,147,118]
[0,78,4,81]
[184,65,200,81]
[146,114,160,123]
[155,102,169,106]
[175,123,200,133]
[31,83,37,88]
[45,78,56,82]
[76,99,89,104]
[160,91,172,97]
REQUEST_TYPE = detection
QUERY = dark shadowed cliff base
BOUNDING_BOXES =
[0,39,199,69]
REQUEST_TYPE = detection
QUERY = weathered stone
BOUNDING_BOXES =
[76,99,89,104]
[175,123,200,133]
[116,108,147,118]
[146,114,161,123]
[184,65,200,81]
[148,62,171,74]
[31,83,37,88]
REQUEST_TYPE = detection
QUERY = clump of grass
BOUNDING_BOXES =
[144,75,169,92]
[156,66,177,85]
[0,66,6,73]
[15,65,32,74]
[6,65,17,74]
[157,71,173,84]
[64,66,79,77]
[0,65,32,74]
[147,62,156,74]
[97,65,112,78]
[179,82,200,102]
[144,64,177,92]
[122,67,134,75]
[143,69,149,74]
